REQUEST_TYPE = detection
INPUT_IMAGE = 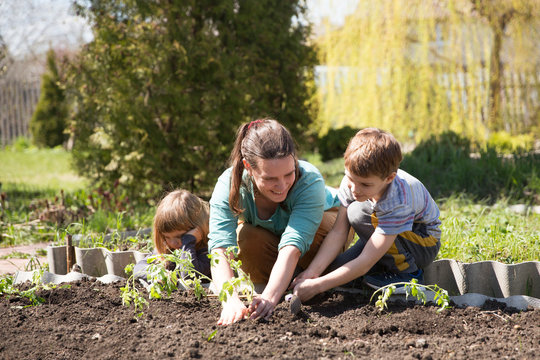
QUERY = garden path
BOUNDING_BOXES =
[0,242,48,275]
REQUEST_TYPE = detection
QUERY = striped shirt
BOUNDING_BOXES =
[338,169,441,239]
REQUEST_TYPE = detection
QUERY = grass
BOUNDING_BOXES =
[438,195,539,263]
[0,146,87,193]
[1,143,539,263]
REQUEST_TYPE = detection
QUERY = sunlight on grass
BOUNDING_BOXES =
[438,196,539,263]
[0,147,87,193]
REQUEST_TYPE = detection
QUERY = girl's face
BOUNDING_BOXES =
[245,155,296,204]
[162,229,186,251]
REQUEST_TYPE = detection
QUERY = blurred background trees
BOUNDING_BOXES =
[313,0,540,146]
[1,0,539,203]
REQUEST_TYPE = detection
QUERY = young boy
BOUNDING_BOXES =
[291,128,441,301]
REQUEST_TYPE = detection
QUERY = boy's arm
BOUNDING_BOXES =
[294,232,397,301]
[291,206,351,284]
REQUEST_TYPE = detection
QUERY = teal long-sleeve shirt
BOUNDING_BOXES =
[208,160,340,256]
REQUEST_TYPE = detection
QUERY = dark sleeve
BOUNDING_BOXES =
[180,234,211,279]
[132,252,156,280]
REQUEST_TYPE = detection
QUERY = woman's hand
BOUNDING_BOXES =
[218,295,249,326]
[248,294,278,321]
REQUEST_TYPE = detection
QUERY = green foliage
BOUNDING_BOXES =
[121,249,213,315]
[68,0,316,200]
[314,0,540,143]
[0,271,70,307]
[30,50,68,148]
[401,131,540,204]
[0,144,86,193]
[316,125,359,161]
[215,247,255,303]
[370,279,450,313]
[487,131,535,155]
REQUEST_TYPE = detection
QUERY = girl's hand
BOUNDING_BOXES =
[293,278,321,303]
[218,296,249,326]
[185,227,202,242]
[248,295,278,321]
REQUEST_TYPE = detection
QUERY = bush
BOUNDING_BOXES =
[317,126,360,161]
[30,50,68,148]
[486,131,535,154]
[401,131,540,204]
[68,0,316,201]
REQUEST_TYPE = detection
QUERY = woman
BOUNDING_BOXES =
[208,119,352,325]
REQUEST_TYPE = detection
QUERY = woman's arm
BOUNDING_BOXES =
[294,232,397,302]
[211,247,249,325]
[248,245,300,320]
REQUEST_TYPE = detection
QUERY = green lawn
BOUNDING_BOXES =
[0,147,87,193]
[1,146,539,263]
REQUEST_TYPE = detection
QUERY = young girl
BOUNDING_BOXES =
[133,189,211,280]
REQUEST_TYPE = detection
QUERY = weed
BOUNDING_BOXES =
[0,251,33,260]
[370,279,451,313]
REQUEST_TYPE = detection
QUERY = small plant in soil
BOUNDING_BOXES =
[213,247,255,303]
[0,270,70,307]
[370,279,451,312]
[121,247,255,316]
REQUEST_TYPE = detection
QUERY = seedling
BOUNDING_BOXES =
[370,279,450,312]
[0,270,68,307]
[205,329,218,342]
[212,247,255,303]
[120,247,256,316]
[120,248,214,315]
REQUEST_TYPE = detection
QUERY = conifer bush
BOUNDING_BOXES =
[30,50,68,148]
[67,0,316,201]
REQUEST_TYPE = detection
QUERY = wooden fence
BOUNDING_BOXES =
[0,76,41,147]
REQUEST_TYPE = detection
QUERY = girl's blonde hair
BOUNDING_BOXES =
[153,189,209,254]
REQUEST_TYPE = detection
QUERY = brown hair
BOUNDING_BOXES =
[344,128,402,179]
[153,189,209,254]
[228,118,299,215]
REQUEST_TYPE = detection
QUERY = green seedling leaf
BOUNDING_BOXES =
[206,329,218,342]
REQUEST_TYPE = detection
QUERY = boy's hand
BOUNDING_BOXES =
[293,278,321,302]
[289,268,319,289]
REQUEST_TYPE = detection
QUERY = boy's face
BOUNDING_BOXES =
[344,169,396,202]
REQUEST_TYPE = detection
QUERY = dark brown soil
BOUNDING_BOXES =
[0,279,538,359]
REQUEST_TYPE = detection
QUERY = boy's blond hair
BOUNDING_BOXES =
[344,128,402,179]
[153,189,209,254]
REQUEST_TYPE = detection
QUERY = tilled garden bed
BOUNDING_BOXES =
[0,279,538,359]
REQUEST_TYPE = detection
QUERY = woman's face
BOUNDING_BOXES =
[245,155,296,204]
